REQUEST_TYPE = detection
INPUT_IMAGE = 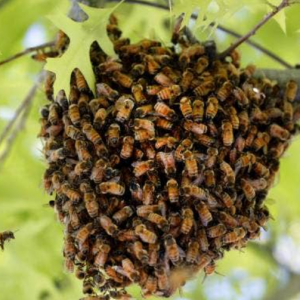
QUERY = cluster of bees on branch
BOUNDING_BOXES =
[38,14,300,300]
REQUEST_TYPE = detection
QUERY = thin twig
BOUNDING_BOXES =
[105,0,293,69]
[0,71,45,167]
[219,0,292,59]
[0,41,55,67]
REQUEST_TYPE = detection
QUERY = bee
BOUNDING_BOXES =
[148,243,160,266]
[154,102,176,120]
[181,207,194,235]
[99,60,123,73]
[156,265,170,291]
[237,110,249,133]
[89,159,107,184]
[0,231,15,250]
[184,185,207,200]
[92,108,107,130]
[99,180,125,196]
[145,55,161,74]
[117,229,138,242]
[147,213,169,232]
[156,118,173,130]
[174,139,193,162]
[283,100,293,122]
[62,183,81,203]
[74,161,92,177]
[198,253,212,269]
[192,99,204,122]
[112,71,133,88]
[164,234,180,264]
[269,141,286,158]
[186,240,200,264]
[135,224,157,244]
[162,66,181,83]
[269,123,290,141]
[204,170,215,187]
[115,97,135,122]
[96,83,119,100]
[94,243,111,268]
[156,152,176,175]
[67,104,81,126]
[75,69,88,92]
[233,87,249,107]
[195,56,209,74]
[154,72,174,87]
[247,178,268,191]
[157,85,181,101]
[105,265,124,283]
[44,73,54,100]
[245,125,258,148]
[206,97,219,120]
[180,69,194,92]
[166,178,179,203]
[64,257,75,273]
[136,205,159,218]
[197,229,209,252]
[82,279,94,294]
[184,120,207,135]
[195,201,213,226]
[131,84,147,105]
[48,103,60,125]
[155,136,177,150]
[253,162,270,178]
[134,128,153,142]
[48,147,69,162]
[146,85,163,96]
[207,224,227,238]
[99,215,118,236]
[206,147,218,169]
[235,152,256,169]
[64,235,76,260]
[112,206,133,224]
[223,227,246,244]
[131,63,146,78]
[74,140,91,162]
[180,97,193,119]
[220,191,235,208]
[221,120,233,147]
[132,160,154,177]
[106,123,120,147]
[76,223,93,246]
[82,123,102,145]
[183,150,198,178]
[285,80,297,102]
[75,267,86,280]
[193,81,215,97]
[119,136,134,160]
[220,161,235,184]
[179,44,205,67]
[143,276,158,296]
[142,181,155,205]
[83,191,99,218]
[132,241,149,264]
[219,211,238,228]
[134,118,155,136]
[240,178,255,201]
[134,105,153,119]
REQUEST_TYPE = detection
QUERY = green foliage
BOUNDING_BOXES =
[45,2,123,97]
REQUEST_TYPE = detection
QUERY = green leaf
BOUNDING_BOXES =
[273,9,287,33]
[45,2,123,97]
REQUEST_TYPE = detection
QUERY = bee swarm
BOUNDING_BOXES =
[39,17,299,300]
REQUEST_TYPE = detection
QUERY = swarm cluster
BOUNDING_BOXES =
[39,17,299,300]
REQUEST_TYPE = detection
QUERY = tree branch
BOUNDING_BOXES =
[219,0,293,59]
[0,41,55,67]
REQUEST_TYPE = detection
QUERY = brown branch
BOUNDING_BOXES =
[0,41,55,67]
[0,71,45,167]
[219,0,293,59]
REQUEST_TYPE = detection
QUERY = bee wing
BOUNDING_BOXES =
[108,176,121,183]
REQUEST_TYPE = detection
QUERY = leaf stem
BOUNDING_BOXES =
[0,41,55,67]
[219,0,293,59]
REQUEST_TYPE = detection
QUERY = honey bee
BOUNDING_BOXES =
[244,125,258,148]
[112,206,133,224]
[193,55,208,74]
[89,159,107,184]
[219,211,238,228]
[154,72,174,87]
[204,170,216,187]
[198,253,213,269]
[64,257,75,273]
[237,110,249,133]
[269,141,286,158]
[76,223,93,246]
[83,190,98,218]
[147,213,169,232]
[162,66,181,83]
[96,83,119,100]
[81,123,102,145]
[146,243,159,267]
[74,140,91,162]
[67,104,80,126]
[99,215,118,236]
[48,147,69,162]
[62,183,81,203]
[186,240,200,264]
[143,276,158,296]
[132,241,149,264]
[48,103,61,125]
[145,55,161,74]
[206,97,219,120]
[165,178,179,203]
[223,227,246,244]
[220,161,235,184]
[184,120,207,135]
[164,234,180,264]
[180,69,194,92]
[180,207,194,234]
[117,229,138,242]
[119,136,134,159]
[156,151,176,175]
[146,85,163,96]
[134,128,153,142]
[132,160,154,177]
[105,265,124,283]
[99,59,123,73]
[241,178,255,201]
[184,184,207,200]
[195,201,213,226]
[131,63,146,78]
[193,81,215,97]
[141,181,155,205]
[179,44,205,67]
[134,118,155,136]
[179,97,193,119]
[216,81,232,101]
[235,152,256,169]
[285,80,298,102]
[154,102,176,120]
[155,136,177,150]
[136,205,159,218]
[135,104,153,118]
[94,243,111,268]
[99,180,125,196]
[135,224,157,244]
[192,99,204,122]
[195,134,214,148]
[155,265,170,291]
[197,229,209,252]
[156,118,173,130]
[207,224,227,238]
[0,231,15,250]
[253,162,270,178]
[131,84,147,105]
[221,120,233,147]
[106,123,120,147]
[183,150,198,178]
[74,161,92,177]
[75,69,88,92]
[174,139,193,162]
[269,123,290,141]
[112,71,133,88]
[233,87,249,107]
[157,85,181,101]
[247,178,268,191]
[206,147,218,169]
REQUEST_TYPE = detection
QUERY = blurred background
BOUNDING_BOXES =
[1,0,300,299]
